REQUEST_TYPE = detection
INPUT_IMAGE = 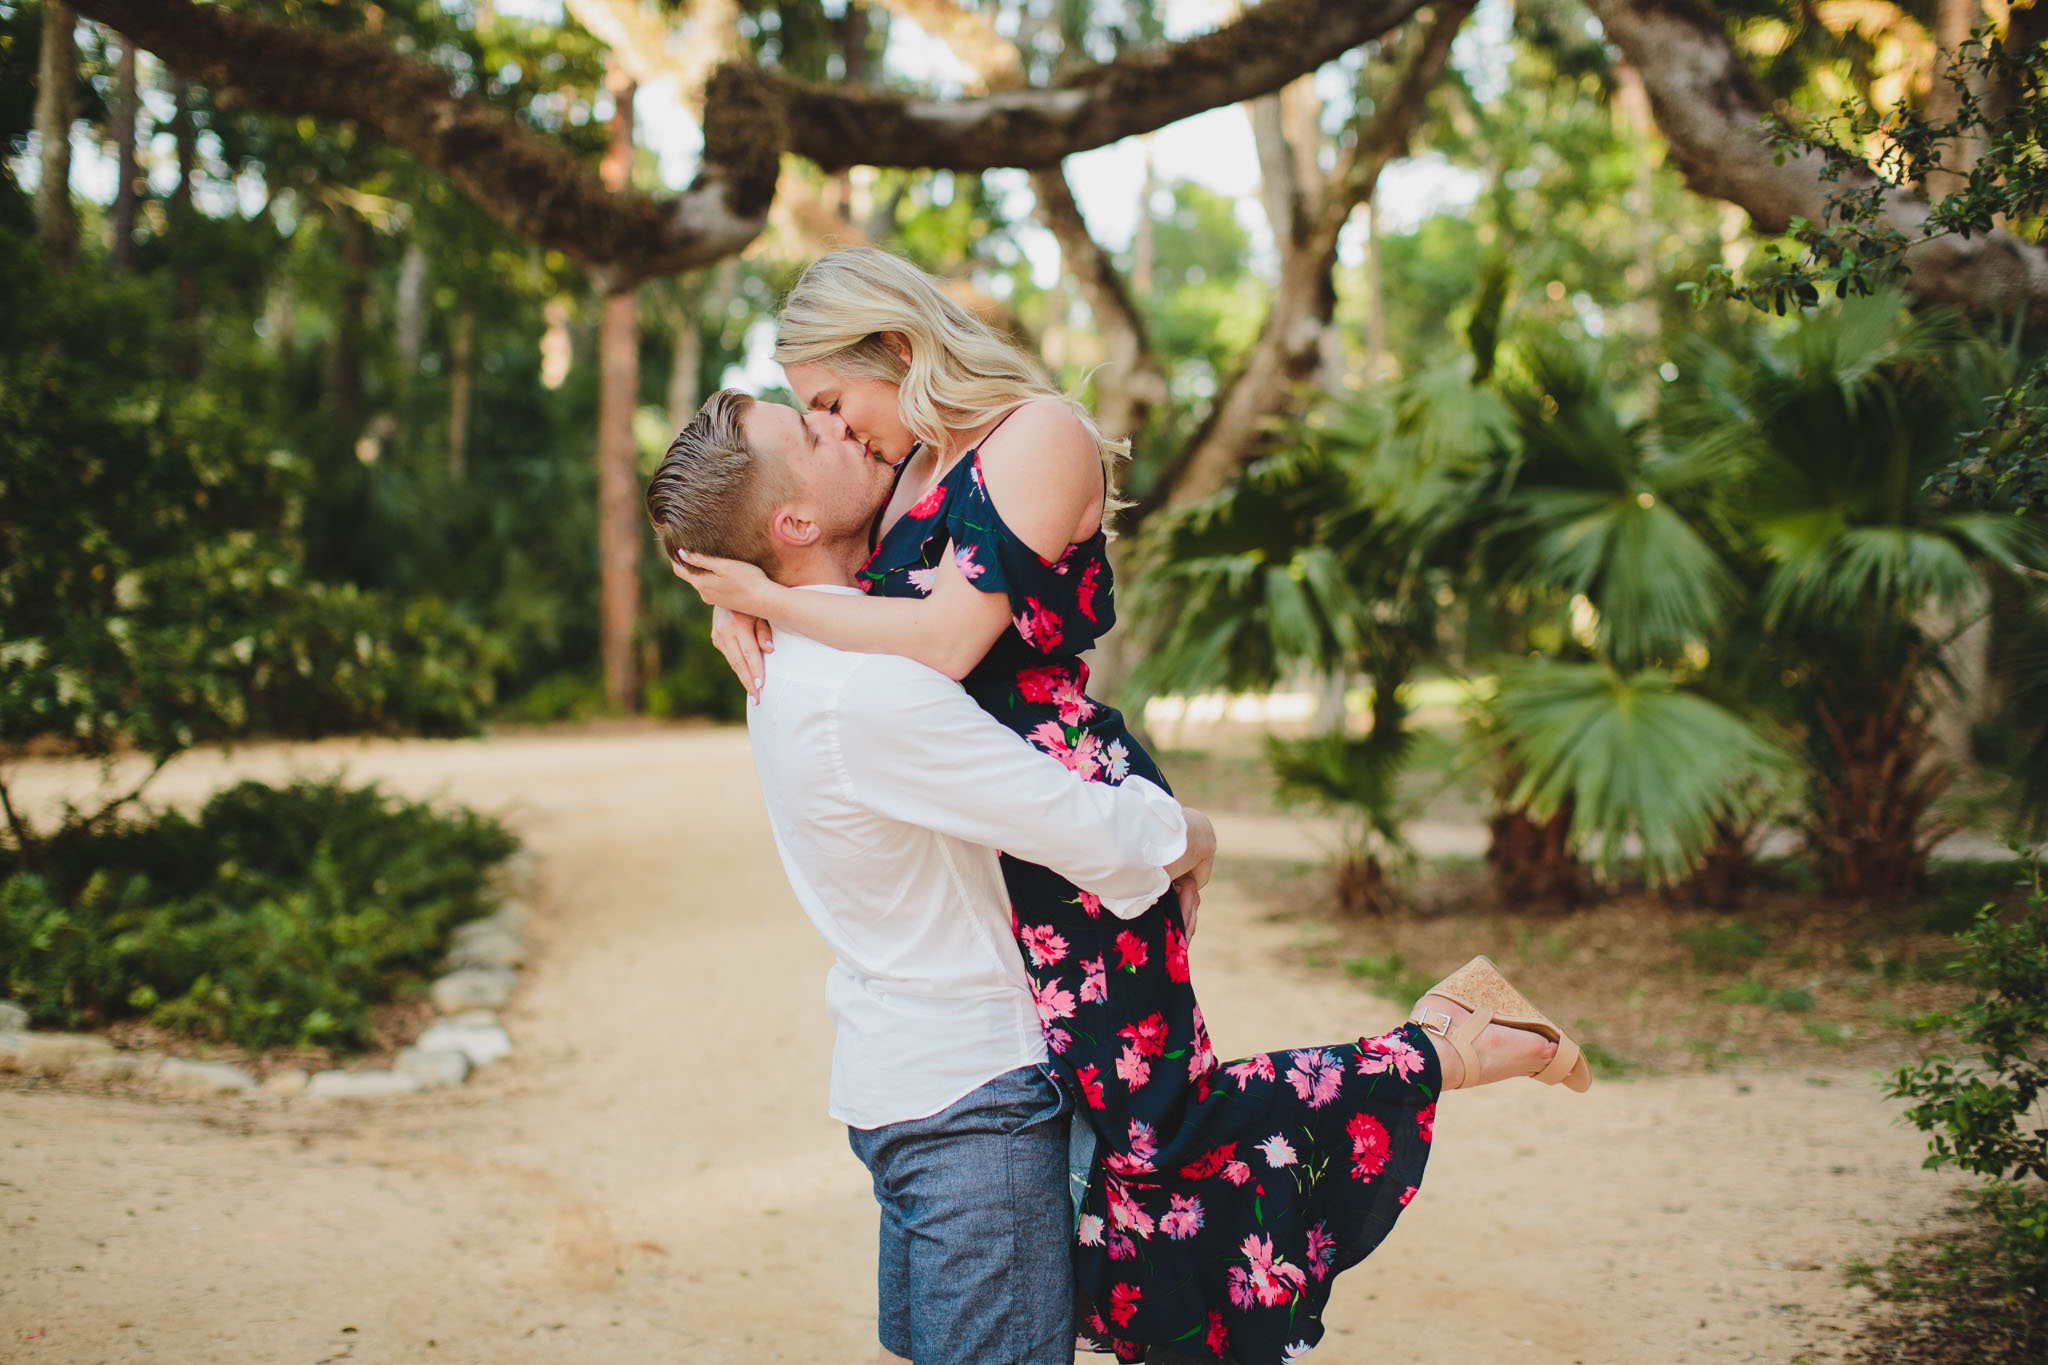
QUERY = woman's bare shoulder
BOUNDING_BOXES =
[976,398,1103,554]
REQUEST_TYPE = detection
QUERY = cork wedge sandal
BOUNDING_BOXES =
[1408,955,1593,1093]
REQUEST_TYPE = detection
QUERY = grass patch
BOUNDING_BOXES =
[0,778,518,1053]
[1340,951,1439,1006]
[1677,920,1769,972]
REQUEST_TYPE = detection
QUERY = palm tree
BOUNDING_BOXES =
[1667,296,2048,899]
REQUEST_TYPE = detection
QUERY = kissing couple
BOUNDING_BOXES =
[648,247,1592,1365]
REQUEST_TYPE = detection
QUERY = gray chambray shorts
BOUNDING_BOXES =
[846,1064,1076,1365]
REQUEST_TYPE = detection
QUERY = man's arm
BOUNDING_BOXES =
[834,657,1200,918]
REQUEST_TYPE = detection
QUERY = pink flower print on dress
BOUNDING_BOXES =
[1016,596,1064,650]
[1113,930,1148,972]
[906,483,946,519]
[1107,1229,1135,1261]
[1234,1233,1308,1309]
[1257,1134,1298,1169]
[1014,664,1068,705]
[1074,1063,1106,1109]
[1205,1311,1229,1355]
[1285,1049,1345,1108]
[1077,1212,1106,1246]
[1079,954,1108,1003]
[1106,1179,1156,1241]
[1221,1159,1253,1186]
[1108,1282,1142,1328]
[1075,889,1103,919]
[1115,1046,1152,1090]
[1049,674,1096,726]
[1346,1111,1391,1181]
[1224,1053,1277,1090]
[1399,1183,1417,1206]
[1179,1142,1239,1179]
[1164,922,1191,983]
[1304,1222,1336,1282]
[951,543,987,581]
[1186,1006,1218,1084]
[1355,1029,1428,1082]
[1160,1193,1205,1240]
[1020,923,1069,967]
[1417,1101,1435,1143]
[1025,721,1101,780]
[905,565,938,596]
[1282,1342,1313,1362]
[1031,975,1076,1025]
[1078,560,1103,623]
[1103,738,1131,782]
[1045,1026,1072,1054]
[1117,1012,1169,1058]
[1105,1119,1158,1176]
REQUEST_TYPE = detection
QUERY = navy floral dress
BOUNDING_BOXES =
[859,440,1440,1365]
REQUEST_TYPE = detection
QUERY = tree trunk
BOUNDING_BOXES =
[1925,0,1985,198]
[1487,797,1588,908]
[169,73,200,375]
[34,0,79,270]
[328,207,371,432]
[1584,0,2048,323]
[597,68,643,713]
[110,38,141,272]
[395,239,428,379]
[1029,165,1166,446]
[448,301,475,480]
[1364,195,1386,380]
[1139,0,1470,518]
[666,300,701,435]
[1805,680,1954,903]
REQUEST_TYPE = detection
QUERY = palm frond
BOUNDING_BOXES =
[1493,660,1796,886]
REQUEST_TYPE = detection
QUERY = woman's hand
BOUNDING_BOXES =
[673,550,776,616]
[709,605,773,702]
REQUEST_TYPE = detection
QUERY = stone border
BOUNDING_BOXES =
[0,847,537,1104]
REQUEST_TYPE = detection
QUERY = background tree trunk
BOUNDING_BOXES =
[596,67,643,713]
[331,207,370,431]
[110,38,141,273]
[34,0,79,270]
[448,301,475,480]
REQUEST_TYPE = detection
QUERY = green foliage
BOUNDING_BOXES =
[1876,864,2048,1353]
[1683,31,2048,517]
[0,224,495,847]
[1676,919,1769,972]
[1490,661,1794,885]
[0,779,518,1051]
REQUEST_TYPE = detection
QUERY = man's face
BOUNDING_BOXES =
[742,400,897,549]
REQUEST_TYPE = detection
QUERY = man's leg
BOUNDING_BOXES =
[849,1066,1076,1365]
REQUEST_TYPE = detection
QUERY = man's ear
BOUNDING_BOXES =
[767,504,823,552]
[880,331,912,366]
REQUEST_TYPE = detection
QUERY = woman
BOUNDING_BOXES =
[676,248,1590,1364]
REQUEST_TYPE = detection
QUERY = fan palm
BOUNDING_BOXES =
[1668,295,2048,898]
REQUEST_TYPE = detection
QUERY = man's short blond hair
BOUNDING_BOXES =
[645,389,786,569]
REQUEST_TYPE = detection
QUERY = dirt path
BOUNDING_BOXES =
[0,729,1959,1364]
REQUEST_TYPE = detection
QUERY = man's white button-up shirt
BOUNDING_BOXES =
[746,586,1188,1130]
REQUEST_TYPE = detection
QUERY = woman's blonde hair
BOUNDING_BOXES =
[774,248,1129,521]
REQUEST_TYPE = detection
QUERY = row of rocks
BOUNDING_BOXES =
[0,846,537,1103]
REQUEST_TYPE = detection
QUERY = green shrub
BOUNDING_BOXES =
[0,779,517,1053]
[1879,863,2048,1355]
[1676,919,1769,972]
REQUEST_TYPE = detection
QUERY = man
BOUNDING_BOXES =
[645,390,1217,1365]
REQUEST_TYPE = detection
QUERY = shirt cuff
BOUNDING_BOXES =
[1096,777,1188,920]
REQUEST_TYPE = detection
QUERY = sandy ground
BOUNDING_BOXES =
[0,728,1963,1365]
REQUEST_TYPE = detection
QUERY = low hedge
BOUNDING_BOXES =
[0,779,517,1052]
